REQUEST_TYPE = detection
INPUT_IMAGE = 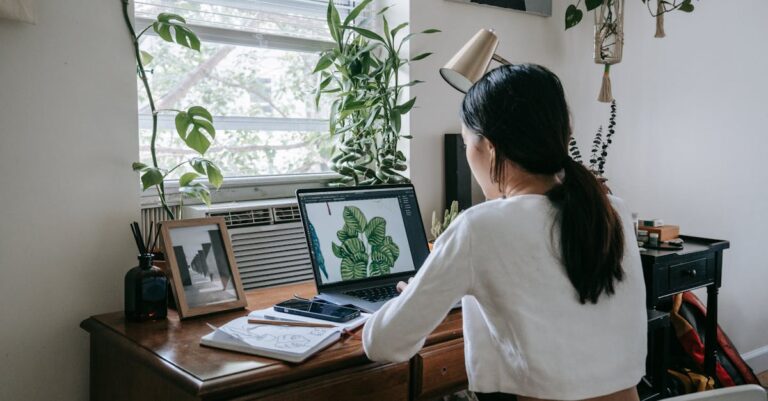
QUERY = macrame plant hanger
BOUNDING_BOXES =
[594,0,624,103]
[655,0,666,38]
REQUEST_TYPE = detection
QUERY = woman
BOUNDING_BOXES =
[362,64,647,401]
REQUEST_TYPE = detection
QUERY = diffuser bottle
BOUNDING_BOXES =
[125,253,168,321]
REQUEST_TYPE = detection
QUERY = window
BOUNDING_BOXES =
[134,0,357,180]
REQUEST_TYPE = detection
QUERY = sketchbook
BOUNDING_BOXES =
[200,317,342,363]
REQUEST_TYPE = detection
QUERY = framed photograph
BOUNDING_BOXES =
[447,0,552,17]
[160,217,246,319]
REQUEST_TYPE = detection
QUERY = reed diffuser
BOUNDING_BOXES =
[125,222,168,321]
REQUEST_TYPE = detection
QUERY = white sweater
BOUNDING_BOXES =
[363,195,647,400]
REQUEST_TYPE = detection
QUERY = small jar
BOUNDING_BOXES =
[649,233,660,247]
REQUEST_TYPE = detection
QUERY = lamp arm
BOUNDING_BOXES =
[492,53,512,65]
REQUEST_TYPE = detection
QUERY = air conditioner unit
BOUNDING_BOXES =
[182,198,314,291]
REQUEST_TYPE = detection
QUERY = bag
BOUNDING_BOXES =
[666,291,759,393]
[667,368,715,394]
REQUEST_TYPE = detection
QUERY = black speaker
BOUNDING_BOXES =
[444,133,473,211]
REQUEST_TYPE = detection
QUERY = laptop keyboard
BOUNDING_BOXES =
[344,284,399,303]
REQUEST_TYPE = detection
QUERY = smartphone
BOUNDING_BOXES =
[273,299,361,323]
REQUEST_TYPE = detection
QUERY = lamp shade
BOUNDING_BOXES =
[440,29,499,93]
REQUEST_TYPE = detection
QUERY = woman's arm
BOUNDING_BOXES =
[362,214,475,363]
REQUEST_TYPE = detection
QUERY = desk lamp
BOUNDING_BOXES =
[439,29,511,93]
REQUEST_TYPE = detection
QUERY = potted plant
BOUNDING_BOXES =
[121,0,225,220]
[568,100,617,192]
[313,0,439,186]
[430,201,460,250]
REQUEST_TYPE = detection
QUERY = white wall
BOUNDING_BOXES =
[407,0,564,226]
[408,0,768,371]
[0,1,139,400]
[556,0,768,369]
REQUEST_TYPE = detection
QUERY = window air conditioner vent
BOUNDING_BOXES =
[273,205,301,223]
[210,208,273,228]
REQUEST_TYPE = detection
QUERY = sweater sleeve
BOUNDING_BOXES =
[362,213,475,363]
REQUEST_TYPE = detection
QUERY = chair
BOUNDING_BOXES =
[663,385,767,401]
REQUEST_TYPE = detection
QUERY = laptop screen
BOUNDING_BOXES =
[297,185,430,287]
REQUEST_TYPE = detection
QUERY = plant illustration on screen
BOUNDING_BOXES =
[331,206,400,280]
[308,221,328,279]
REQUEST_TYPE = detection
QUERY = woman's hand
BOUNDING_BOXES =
[396,277,414,293]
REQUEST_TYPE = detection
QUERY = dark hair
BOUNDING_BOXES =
[460,64,624,304]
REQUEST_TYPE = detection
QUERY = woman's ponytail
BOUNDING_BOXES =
[547,158,625,304]
[461,64,625,305]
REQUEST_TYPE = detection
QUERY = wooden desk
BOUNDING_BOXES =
[81,236,729,400]
[80,282,467,401]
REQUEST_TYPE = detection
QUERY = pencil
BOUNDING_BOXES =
[247,318,336,328]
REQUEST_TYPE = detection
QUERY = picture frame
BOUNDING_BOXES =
[447,0,552,17]
[160,217,247,319]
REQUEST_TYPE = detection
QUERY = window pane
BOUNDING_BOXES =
[137,32,335,178]
[140,129,333,177]
[139,37,330,119]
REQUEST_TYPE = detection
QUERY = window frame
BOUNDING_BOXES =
[134,15,342,206]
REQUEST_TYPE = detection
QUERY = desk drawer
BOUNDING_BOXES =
[668,258,712,293]
[246,362,409,401]
[412,338,467,400]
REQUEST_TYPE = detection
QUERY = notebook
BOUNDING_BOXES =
[201,317,342,363]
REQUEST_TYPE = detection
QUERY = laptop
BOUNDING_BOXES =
[296,184,430,313]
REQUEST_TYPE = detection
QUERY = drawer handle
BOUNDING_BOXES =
[683,268,697,277]
[441,367,448,376]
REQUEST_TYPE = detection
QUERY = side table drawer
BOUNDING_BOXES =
[412,338,467,400]
[668,257,712,293]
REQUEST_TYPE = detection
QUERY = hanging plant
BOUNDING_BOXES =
[569,100,618,178]
[565,0,697,102]
[565,0,696,36]
[314,0,439,186]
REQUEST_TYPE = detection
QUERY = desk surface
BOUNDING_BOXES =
[81,281,463,397]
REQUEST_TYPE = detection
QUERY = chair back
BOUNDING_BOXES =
[664,385,767,401]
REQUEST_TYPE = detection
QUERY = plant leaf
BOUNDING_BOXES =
[679,0,694,12]
[395,97,417,114]
[585,0,604,11]
[152,13,201,51]
[179,172,199,187]
[331,242,347,258]
[340,258,367,280]
[390,22,408,39]
[140,168,164,190]
[132,162,148,171]
[140,50,154,65]
[364,217,386,245]
[179,182,211,206]
[390,109,401,134]
[343,206,367,232]
[341,26,386,43]
[327,1,341,43]
[410,52,432,61]
[189,158,223,188]
[343,0,374,25]
[565,5,583,30]
[313,53,335,73]
[175,106,215,154]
